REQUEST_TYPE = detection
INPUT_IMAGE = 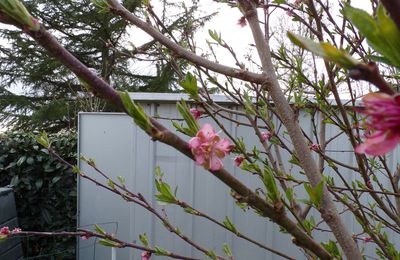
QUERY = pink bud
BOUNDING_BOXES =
[233,156,245,167]
[190,108,202,120]
[11,228,21,234]
[362,236,372,243]
[141,251,152,260]
[261,131,273,142]
[309,143,320,152]
[366,180,373,189]
[237,16,247,27]
[0,227,10,235]
[81,235,91,240]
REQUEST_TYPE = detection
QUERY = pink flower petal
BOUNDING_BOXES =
[356,131,400,156]
[188,137,201,149]
[209,155,223,171]
[215,139,234,157]
[234,156,244,167]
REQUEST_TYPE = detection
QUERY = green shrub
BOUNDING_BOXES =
[0,131,77,258]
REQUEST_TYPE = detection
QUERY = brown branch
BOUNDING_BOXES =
[380,0,400,33]
[11,230,201,260]
[349,62,395,95]
[105,2,267,85]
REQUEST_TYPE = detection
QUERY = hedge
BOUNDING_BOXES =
[0,131,77,259]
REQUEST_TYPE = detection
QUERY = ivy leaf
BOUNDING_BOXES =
[287,32,359,69]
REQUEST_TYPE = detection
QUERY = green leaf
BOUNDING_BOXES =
[273,0,286,4]
[0,0,40,30]
[223,243,233,257]
[262,167,281,203]
[154,246,169,256]
[16,156,26,166]
[321,240,341,258]
[304,180,325,209]
[35,131,51,148]
[287,32,359,68]
[94,224,107,236]
[98,239,121,247]
[175,99,200,136]
[155,177,177,204]
[72,165,81,174]
[343,4,400,67]
[223,216,238,235]
[183,207,198,215]
[10,175,19,186]
[119,91,152,133]
[139,233,150,247]
[107,179,115,189]
[117,176,126,186]
[206,250,218,260]
[285,187,294,203]
[35,179,43,190]
[208,29,222,44]
[243,92,256,116]
[179,73,199,100]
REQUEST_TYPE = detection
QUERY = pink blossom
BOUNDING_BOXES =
[355,93,400,156]
[11,228,21,234]
[190,108,202,120]
[188,124,234,171]
[286,9,294,17]
[261,131,273,142]
[233,156,245,167]
[141,251,151,260]
[0,227,10,235]
[309,143,320,152]
[237,16,247,27]
[81,235,91,240]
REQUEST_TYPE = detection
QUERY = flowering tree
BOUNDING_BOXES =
[1,0,400,259]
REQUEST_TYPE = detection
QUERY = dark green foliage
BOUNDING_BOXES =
[0,0,213,131]
[0,131,77,258]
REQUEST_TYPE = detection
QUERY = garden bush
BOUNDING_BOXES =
[0,131,76,258]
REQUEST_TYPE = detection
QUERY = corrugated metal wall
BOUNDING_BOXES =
[77,94,400,260]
